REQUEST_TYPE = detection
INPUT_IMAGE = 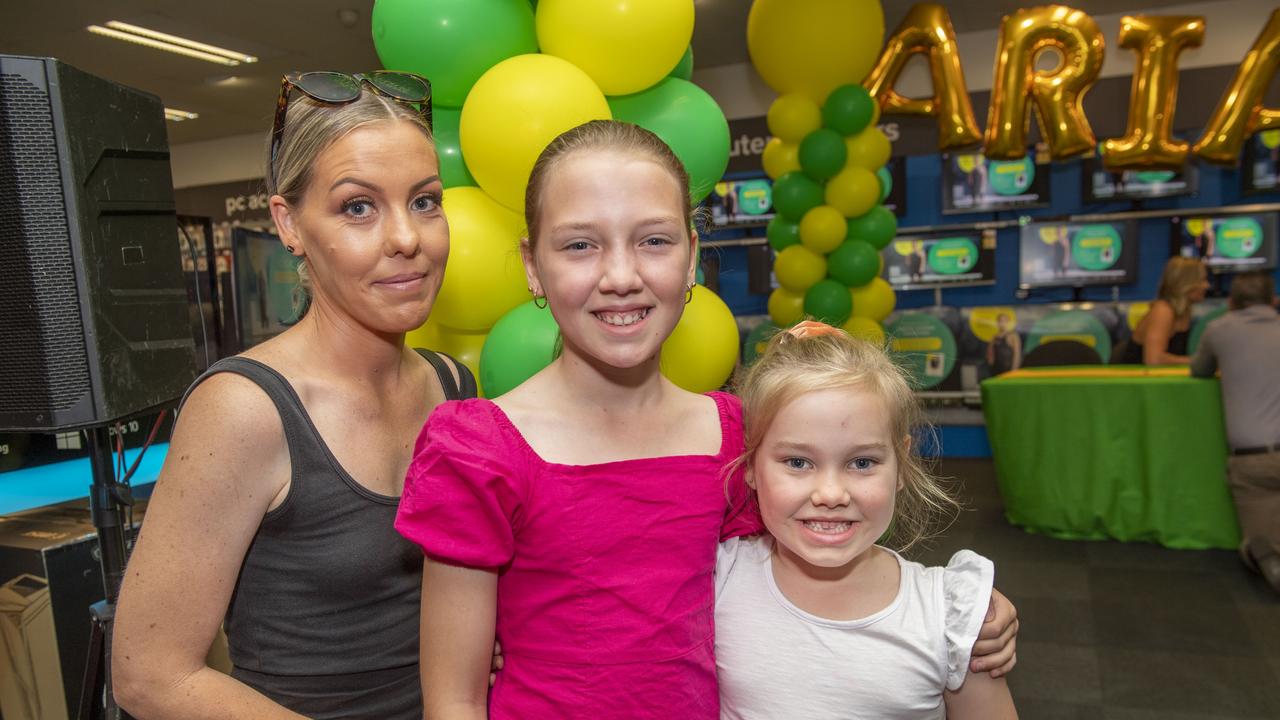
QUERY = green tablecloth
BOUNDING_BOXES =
[981,366,1241,550]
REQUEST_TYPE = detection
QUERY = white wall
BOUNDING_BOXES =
[170,0,1278,186]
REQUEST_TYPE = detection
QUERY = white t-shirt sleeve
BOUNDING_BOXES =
[942,549,995,691]
[716,536,743,600]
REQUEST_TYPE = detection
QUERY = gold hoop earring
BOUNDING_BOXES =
[533,295,548,309]
[685,284,694,305]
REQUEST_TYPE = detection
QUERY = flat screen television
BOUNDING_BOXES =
[942,149,1051,214]
[1019,219,1138,289]
[1083,146,1197,202]
[229,227,302,351]
[1242,129,1280,195]
[706,175,775,228]
[882,229,997,291]
[1170,212,1278,273]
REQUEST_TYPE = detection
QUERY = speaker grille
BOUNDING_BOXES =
[0,72,91,414]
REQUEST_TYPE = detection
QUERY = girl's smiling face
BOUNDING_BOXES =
[524,149,696,372]
[750,385,901,579]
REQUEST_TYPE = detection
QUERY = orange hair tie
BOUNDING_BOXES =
[786,320,844,339]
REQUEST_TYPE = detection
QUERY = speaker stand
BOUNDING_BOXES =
[77,426,134,720]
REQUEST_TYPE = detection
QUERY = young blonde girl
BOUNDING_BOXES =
[716,321,1018,719]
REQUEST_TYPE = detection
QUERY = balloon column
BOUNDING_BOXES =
[749,0,895,346]
[374,0,739,394]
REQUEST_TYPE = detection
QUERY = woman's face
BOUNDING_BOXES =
[276,120,448,335]
[524,149,695,372]
[1187,267,1210,302]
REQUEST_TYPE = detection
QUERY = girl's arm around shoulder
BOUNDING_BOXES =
[112,372,303,718]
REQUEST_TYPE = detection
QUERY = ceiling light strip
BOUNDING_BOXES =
[87,25,240,66]
[105,20,257,64]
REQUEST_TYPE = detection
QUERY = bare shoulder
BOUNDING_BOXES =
[1147,299,1176,320]
[162,370,289,502]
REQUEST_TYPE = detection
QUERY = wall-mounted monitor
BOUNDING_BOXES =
[882,229,997,291]
[1170,212,1278,273]
[229,227,302,352]
[1243,129,1280,195]
[1019,220,1138,289]
[942,150,1051,215]
[706,175,775,228]
[1083,146,1198,202]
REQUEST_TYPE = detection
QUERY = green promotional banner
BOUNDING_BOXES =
[926,237,979,275]
[1071,224,1122,271]
[735,178,773,217]
[887,312,957,389]
[1026,310,1111,362]
[1215,217,1263,258]
[266,249,302,325]
[988,156,1035,196]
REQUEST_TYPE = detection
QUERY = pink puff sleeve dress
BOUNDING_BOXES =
[395,391,761,719]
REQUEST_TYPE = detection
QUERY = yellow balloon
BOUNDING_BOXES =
[849,277,896,322]
[435,327,489,393]
[767,93,822,143]
[406,316,443,350]
[842,316,885,345]
[433,187,531,331]
[762,137,801,180]
[747,0,886,104]
[768,286,806,326]
[461,54,611,211]
[799,205,846,254]
[845,126,892,170]
[536,0,694,96]
[824,166,880,218]
[774,245,828,293]
[661,285,739,393]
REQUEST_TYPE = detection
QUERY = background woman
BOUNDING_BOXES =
[1121,257,1210,365]
[113,71,473,719]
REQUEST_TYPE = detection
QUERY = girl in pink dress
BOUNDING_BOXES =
[395,120,1017,719]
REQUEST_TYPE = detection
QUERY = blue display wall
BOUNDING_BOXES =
[705,154,1280,317]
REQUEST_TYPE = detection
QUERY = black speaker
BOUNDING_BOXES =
[0,55,197,432]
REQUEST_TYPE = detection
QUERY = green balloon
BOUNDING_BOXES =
[803,279,853,325]
[479,300,561,398]
[767,216,801,251]
[798,128,847,181]
[823,84,876,136]
[431,106,477,188]
[828,240,880,287]
[847,206,898,250]
[876,166,893,203]
[773,172,825,221]
[669,45,694,81]
[608,78,730,204]
[372,0,537,107]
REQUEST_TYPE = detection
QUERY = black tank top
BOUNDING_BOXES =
[1121,329,1190,364]
[180,349,476,719]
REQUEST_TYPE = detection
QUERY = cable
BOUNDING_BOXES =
[178,222,213,369]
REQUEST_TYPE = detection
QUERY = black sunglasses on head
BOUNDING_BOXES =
[269,71,432,187]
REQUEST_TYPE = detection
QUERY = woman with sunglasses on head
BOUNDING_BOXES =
[112,71,472,720]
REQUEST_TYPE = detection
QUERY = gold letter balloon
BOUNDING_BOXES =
[984,5,1105,161]
[1102,16,1204,171]
[863,3,981,151]
[1193,9,1280,165]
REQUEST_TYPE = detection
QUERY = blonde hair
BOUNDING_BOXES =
[265,90,434,307]
[1156,256,1206,321]
[732,330,959,554]
[524,119,693,250]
